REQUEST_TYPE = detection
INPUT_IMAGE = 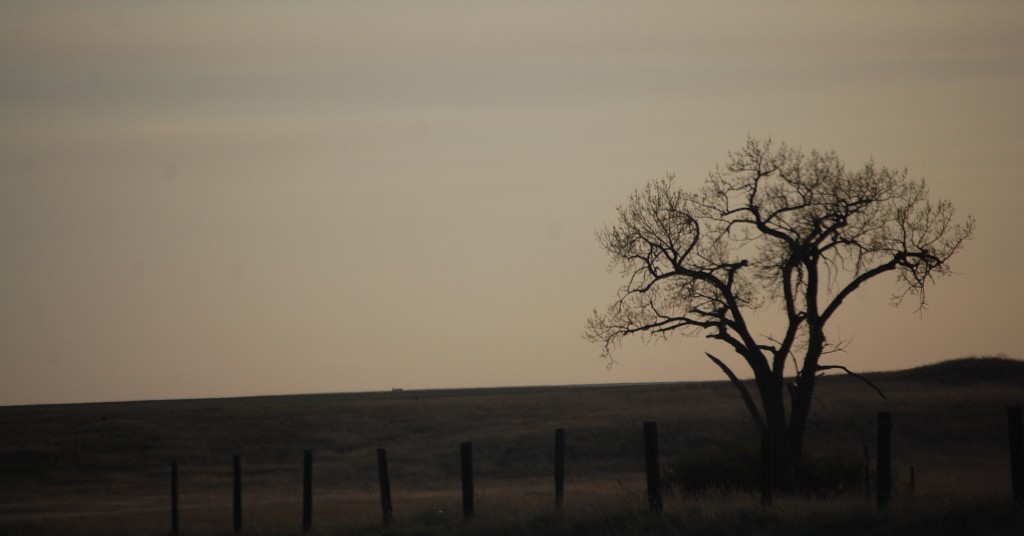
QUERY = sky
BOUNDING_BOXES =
[2,1,1023,406]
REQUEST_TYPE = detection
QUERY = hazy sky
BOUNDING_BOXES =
[2,1,1023,406]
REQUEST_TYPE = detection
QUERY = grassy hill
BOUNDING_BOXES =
[873,355,1024,384]
[1,356,1023,535]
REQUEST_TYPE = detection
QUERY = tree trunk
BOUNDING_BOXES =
[787,372,816,477]
[771,424,794,491]
[756,371,795,490]
[787,329,825,483]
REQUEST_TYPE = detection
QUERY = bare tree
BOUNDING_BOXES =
[585,137,974,484]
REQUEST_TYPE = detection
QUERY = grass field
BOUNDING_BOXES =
[2,356,1024,535]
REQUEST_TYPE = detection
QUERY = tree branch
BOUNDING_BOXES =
[815,365,887,399]
[820,255,902,323]
[705,352,766,430]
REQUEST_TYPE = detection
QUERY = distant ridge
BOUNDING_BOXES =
[872,355,1024,384]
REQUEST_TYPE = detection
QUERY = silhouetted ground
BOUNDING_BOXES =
[874,355,1024,384]
[1,356,1022,535]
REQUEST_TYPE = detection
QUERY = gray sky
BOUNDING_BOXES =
[2,1,1023,405]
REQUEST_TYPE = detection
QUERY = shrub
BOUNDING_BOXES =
[795,449,865,497]
[666,441,863,496]
[666,442,759,494]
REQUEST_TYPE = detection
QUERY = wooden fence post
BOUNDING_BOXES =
[909,465,916,496]
[760,428,773,507]
[863,444,871,498]
[461,442,474,520]
[554,428,566,511]
[643,421,662,513]
[377,448,393,525]
[302,450,313,532]
[233,454,242,532]
[876,412,892,510]
[171,460,179,535]
[1008,406,1024,503]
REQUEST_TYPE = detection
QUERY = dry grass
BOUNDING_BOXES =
[2,357,1023,534]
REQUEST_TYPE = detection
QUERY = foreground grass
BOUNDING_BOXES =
[3,492,1020,536]
[336,494,1024,536]
[2,357,1023,535]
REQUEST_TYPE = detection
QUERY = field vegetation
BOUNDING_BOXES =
[2,356,1023,535]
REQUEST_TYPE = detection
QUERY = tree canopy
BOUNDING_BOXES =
[586,137,975,476]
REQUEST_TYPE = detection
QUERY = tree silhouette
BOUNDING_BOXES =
[586,137,974,485]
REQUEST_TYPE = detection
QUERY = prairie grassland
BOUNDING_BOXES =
[2,357,1023,535]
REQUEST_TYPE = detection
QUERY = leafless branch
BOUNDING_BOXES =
[705,352,766,430]
[815,365,887,399]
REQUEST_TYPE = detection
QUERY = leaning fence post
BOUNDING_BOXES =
[461,442,474,520]
[760,428,773,507]
[1008,406,1024,503]
[643,421,662,513]
[302,450,313,532]
[171,461,179,535]
[377,448,393,525]
[554,428,566,511]
[233,454,242,532]
[876,412,892,510]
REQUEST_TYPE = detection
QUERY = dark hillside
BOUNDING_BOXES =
[1,356,1023,535]
[869,355,1024,385]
